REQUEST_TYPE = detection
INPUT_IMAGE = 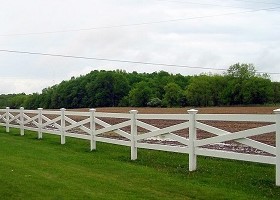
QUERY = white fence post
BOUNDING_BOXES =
[60,108,66,144]
[20,107,24,136]
[5,107,10,133]
[274,108,280,186]
[130,110,138,160]
[90,108,96,151]
[188,109,198,171]
[38,108,43,139]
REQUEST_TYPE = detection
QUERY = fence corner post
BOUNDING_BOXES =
[89,108,96,151]
[130,110,138,160]
[188,109,198,171]
[274,108,280,186]
[20,107,24,136]
[60,108,66,145]
[5,107,10,133]
[38,108,43,139]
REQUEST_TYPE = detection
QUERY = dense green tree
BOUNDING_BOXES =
[224,63,272,105]
[226,63,257,79]
[128,81,155,107]
[201,74,228,106]
[89,71,129,107]
[23,93,41,109]
[9,94,27,109]
[0,93,27,109]
[0,94,24,108]
[1,65,278,109]
[162,82,183,107]
[225,63,254,105]
[272,82,280,104]
[147,97,162,107]
[185,75,213,106]
[242,77,273,104]
[153,71,172,99]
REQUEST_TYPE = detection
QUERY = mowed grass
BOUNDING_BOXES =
[0,127,280,200]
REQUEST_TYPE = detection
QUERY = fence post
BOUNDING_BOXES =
[6,107,10,133]
[60,108,66,144]
[38,108,43,139]
[130,110,138,160]
[89,108,96,151]
[188,109,198,171]
[20,107,24,136]
[274,108,280,186]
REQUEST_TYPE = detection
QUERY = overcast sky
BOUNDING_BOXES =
[0,0,280,94]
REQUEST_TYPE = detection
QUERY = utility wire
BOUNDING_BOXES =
[0,49,279,75]
[0,5,280,37]
[0,49,226,71]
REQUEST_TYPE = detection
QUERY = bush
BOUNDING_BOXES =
[147,98,162,107]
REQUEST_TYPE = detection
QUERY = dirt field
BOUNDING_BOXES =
[3,106,279,155]
[69,106,279,154]
[73,106,279,114]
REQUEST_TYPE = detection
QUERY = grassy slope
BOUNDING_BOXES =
[0,127,280,200]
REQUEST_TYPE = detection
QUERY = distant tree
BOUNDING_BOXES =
[0,95,8,108]
[226,63,257,79]
[272,82,280,104]
[185,75,213,106]
[242,77,273,104]
[90,71,129,107]
[173,73,191,90]
[208,75,228,106]
[153,71,173,99]
[23,93,41,109]
[224,63,272,105]
[223,76,244,105]
[162,82,183,107]
[118,96,130,107]
[3,66,277,109]
[147,97,162,107]
[128,81,155,107]
[9,94,27,109]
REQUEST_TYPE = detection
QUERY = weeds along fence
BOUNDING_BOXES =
[0,107,280,185]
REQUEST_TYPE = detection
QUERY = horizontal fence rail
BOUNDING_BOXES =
[0,107,280,186]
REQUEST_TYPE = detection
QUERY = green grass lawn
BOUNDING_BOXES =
[0,127,280,200]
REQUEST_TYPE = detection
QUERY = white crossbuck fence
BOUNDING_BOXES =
[0,107,280,185]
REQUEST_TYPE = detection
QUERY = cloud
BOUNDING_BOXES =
[0,78,54,94]
[0,0,279,94]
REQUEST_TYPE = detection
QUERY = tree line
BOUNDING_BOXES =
[1,63,280,109]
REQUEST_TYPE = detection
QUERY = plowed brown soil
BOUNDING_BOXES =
[69,106,279,155]
[72,106,279,114]
[4,106,278,155]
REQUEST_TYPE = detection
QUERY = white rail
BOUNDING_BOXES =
[0,107,279,186]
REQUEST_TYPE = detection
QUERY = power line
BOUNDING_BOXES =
[0,49,226,71]
[0,5,280,37]
[0,49,279,75]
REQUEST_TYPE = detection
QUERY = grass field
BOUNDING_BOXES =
[1,126,280,199]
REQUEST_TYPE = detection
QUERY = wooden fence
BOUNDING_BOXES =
[0,107,279,185]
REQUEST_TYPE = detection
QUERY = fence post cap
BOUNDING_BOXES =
[20,107,24,110]
[89,108,96,112]
[6,107,10,109]
[38,108,43,110]
[129,110,138,114]
[274,109,280,114]
[60,108,66,111]
[187,109,198,114]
